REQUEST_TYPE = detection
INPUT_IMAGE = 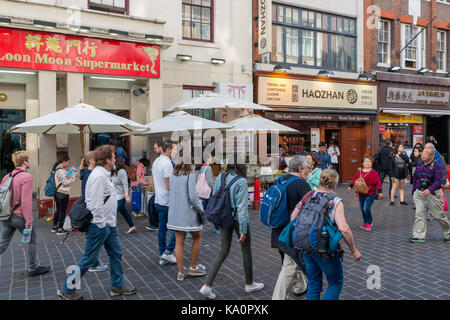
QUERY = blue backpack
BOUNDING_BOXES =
[259,175,301,228]
[44,168,62,197]
[292,192,342,255]
[205,173,243,230]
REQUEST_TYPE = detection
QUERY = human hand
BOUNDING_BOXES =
[125,196,131,204]
[352,249,361,261]
[26,225,32,232]
[237,234,246,243]
[347,187,352,193]
[422,189,431,197]
[378,193,383,200]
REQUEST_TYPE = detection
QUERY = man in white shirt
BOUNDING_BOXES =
[328,140,340,172]
[57,145,136,300]
[151,142,176,265]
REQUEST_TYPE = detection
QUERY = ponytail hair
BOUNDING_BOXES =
[52,154,70,171]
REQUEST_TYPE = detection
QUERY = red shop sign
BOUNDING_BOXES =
[0,27,160,78]
[412,125,423,134]
[379,124,386,134]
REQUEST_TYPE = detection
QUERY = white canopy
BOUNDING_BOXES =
[10,103,146,134]
[226,113,298,133]
[163,93,272,112]
[122,111,233,136]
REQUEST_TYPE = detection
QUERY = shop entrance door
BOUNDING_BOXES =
[341,126,363,182]
[325,129,341,176]
[0,109,26,178]
[426,116,448,162]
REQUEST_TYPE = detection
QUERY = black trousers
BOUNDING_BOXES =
[54,192,69,229]
[378,169,392,196]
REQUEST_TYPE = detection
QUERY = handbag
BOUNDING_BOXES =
[196,166,212,200]
[354,169,370,195]
[187,174,206,225]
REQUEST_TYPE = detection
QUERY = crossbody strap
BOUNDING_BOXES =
[10,170,25,213]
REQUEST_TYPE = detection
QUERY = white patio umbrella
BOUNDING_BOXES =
[122,111,233,136]
[9,103,147,155]
[163,93,272,112]
[226,113,298,133]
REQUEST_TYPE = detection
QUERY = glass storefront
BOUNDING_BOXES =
[379,113,423,149]
[0,109,26,177]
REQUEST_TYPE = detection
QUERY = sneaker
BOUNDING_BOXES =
[126,226,136,234]
[56,229,68,235]
[28,265,51,277]
[135,212,145,217]
[199,285,216,299]
[159,258,169,266]
[57,289,83,300]
[390,202,395,206]
[359,224,368,230]
[364,225,372,232]
[145,226,158,231]
[177,272,186,281]
[186,232,192,239]
[110,286,137,297]
[51,227,58,233]
[409,236,425,243]
[161,253,177,264]
[215,229,221,234]
[245,282,264,293]
[188,264,207,277]
[400,201,408,205]
[89,263,109,272]
[444,236,450,243]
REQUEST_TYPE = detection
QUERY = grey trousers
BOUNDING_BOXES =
[272,254,308,300]
[413,189,450,239]
[0,214,38,272]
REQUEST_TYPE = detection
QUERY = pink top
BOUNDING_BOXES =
[1,169,34,226]
[130,162,146,187]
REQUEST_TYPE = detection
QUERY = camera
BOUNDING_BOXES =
[419,178,430,191]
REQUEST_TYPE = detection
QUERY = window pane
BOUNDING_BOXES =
[182,0,191,3]
[201,23,211,40]
[192,6,201,22]
[202,7,210,23]
[277,6,284,22]
[301,30,314,65]
[331,16,337,31]
[286,27,299,64]
[183,4,191,20]
[202,0,211,6]
[322,14,328,29]
[337,17,343,32]
[292,9,299,25]
[317,32,328,66]
[192,0,201,5]
[343,19,349,33]
[114,0,125,7]
[103,0,114,6]
[183,21,191,38]
[331,35,344,69]
[271,25,284,62]
[285,7,292,24]
[316,13,322,29]
[349,19,356,34]
[345,37,356,70]
[193,90,202,97]
[272,4,277,21]
[192,22,201,39]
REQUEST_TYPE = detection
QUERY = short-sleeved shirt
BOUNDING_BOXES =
[152,155,173,206]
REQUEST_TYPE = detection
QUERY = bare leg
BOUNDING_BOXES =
[174,232,186,274]
[390,179,398,202]
[190,231,202,269]
[399,179,405,202]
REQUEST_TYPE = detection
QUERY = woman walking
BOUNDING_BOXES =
[306,153,322,191]
[52,155,78,235]
[199,153,264,299]
[347,156,383,231]
[292,169,361,300]
[167,162,206,281]
[410,143,424,165]
[389,144,410,206]
[112,160,136,234]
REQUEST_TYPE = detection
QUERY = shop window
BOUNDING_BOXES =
[0,110,26,178]
[378,19,391,66]
[271,4,356,72]
[182,86,214,120]
[88,0,129,15]
[182,0,213,42]
[437,30,447,71]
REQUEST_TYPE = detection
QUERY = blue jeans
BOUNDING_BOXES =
[118,198,134,228]
[155,204,175,256]
[358,194,376,225]
[61,224,123,294]
[202,199,219,231]
[302,253,344,300]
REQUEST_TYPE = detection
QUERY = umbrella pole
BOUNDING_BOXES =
[79,126,85,158]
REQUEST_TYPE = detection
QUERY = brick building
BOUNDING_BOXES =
[363,0,450,160]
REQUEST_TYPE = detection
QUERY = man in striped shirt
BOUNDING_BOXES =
[410,144,450,243]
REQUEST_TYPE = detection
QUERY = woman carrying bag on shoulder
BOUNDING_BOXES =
[347,156,382,232]
[388,144,410,206]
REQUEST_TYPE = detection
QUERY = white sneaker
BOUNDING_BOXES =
[161,253,177,264]
[245,282,264,293]
[159,258,169,266]
[177,272,186,281]
[199,285,216,299]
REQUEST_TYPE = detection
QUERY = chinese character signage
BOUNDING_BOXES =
[379,113,423,124]
[386,87,449,106]
[258,77,377,110]
[0,27,160,78]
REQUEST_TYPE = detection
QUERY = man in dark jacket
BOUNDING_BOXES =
[375,140,394,196]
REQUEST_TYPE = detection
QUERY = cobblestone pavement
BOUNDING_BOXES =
[0,183,449,300]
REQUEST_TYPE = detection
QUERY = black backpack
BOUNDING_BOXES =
[68,194,110,233]
[205,173,243,230]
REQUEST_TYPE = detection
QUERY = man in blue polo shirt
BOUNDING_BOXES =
[317,142,332,170]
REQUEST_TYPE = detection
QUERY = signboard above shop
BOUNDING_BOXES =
[258,77,377,110]
[386,87,449,106]
[0,27,160,78]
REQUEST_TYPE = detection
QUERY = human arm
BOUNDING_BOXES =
[347,171,359,192]
[234,179,249,237]
[21,175,34,228]
[119,169,130,203]
[188,173,204,213]
[87,175,107,228]
[424,163,443,196]
[334,202,361,260]
[163,161,172,191]
[205,166,215,189]
[56,169,76,187]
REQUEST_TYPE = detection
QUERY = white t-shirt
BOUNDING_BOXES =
[152,155,173,206]
[328,146,340,164]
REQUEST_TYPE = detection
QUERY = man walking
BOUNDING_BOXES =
[375,140,394,196]
[151,142,176,265]
[272,155,312,300]
[57,145,136,300]
[0,151,51,277]
[317,142,331,170]
[327,140,340,172]
[409,144,450,243]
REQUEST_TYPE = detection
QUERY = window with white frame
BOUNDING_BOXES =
[378,19,390,65]
[437,30,447,71]
[402,24,426,69]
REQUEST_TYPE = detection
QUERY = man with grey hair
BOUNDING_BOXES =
[272,155,312,299]
[409,143,450,243]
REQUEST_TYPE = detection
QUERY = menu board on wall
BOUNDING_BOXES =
[311,128,320,152]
